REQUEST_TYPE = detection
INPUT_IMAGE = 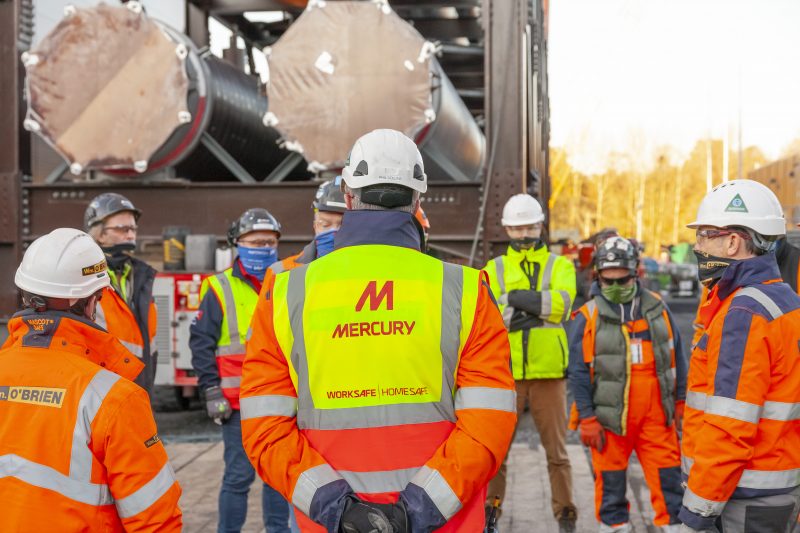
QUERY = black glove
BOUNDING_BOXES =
[507,289,543,315]
[339,496,407,533]
[204,386,232,425]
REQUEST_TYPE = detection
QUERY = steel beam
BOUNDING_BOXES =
[23,180,481,251]
[476,0,548,262]
[0,0,23,319]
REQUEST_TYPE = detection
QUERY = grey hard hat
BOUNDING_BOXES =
[595,236,639,274]
[313,179,347,213]
[84,193,141,231]
[227,208,282,245]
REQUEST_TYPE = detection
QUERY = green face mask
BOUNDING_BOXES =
[601,283,637,304]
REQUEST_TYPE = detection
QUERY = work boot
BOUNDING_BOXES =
[558,508,577,533]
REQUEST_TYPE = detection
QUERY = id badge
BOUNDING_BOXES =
[630,338,643,365]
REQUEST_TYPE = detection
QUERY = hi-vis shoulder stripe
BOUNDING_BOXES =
[0,386,66,408]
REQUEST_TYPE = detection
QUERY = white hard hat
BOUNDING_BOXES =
[341,129,427,193]
[502,194,545,226]
[687,179,785,236]
[15,228,110,299]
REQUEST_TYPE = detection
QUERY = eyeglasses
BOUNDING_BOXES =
[238,239,277,248]
[102,224,138,234]
[695,229,751,243]
[599,274,635,286]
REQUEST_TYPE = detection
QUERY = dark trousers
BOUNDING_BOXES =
[219,410,291,533]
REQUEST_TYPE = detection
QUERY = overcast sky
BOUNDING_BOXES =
[548,0,800,173]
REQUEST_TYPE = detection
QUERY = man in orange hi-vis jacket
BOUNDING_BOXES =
[680,179,800,532]
[240,129,517,533]
[0,228,181,531]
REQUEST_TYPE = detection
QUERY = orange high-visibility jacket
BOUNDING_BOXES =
[96,286,157,391]
[0,311,182,531]
[691,240,800,347]
[240,211,517,532]
[679,254,800,530]
[266,241,317,278]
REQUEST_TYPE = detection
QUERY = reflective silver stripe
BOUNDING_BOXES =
[705,395,761,424]
[287,266,313,411]
[541,254,556,290]
[409,465,461,520]
[240,395,298,419]
[501,305,513,329]
[735,287,783,319]
[682,455,694,476]
[220,376,241,389]
[738,467,800,490]
[0,454,113,506]
[119,339,144,359]
[298,403,455,431]
[292,464,343,516]
[674,391,799,423]
[440,262,463,409]
[763,401,800,421]
[216,273,243,354]
[683,456,800,490]
[493,256,505,294]
[95,303,108,330]
[216,343,246,357]
[685,391,707,411]
[70,370,121,482]
[541,291,552,318]
[454,387,516,412]
[558,290,572,322]
[269,261,287,275]
[339,467,419,494]
[683,486,726,517]
[115,462,177,518]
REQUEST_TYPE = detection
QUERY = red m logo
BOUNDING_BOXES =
[355,281,394,312]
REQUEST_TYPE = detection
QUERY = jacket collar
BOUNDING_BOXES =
[3,309,143,381]
[297,240,317,263]
[716,253,781,301]
[232,258,262,293]
[505,243,549,263]
[334,210,421,251]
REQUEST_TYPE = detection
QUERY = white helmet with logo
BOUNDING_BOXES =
[341,129,427,193]
[502,194,545,226]
[687,179,785,236]
[16,228,110,299]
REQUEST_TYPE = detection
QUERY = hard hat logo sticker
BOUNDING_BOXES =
[725,193,748,213]
[82,260,108,276]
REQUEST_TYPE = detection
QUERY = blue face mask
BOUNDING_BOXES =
[237,245,277,280]
[314,229,337,258]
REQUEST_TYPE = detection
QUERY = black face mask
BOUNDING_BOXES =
[694,250,734,288]
[102,242,136,270]
[510,237,542,251]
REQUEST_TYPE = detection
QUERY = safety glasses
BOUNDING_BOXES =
[695,229,751,244]
[599,274,634,286]
[102,224,138,234]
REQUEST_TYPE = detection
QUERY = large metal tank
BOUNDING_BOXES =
[261,0,485,181]
[22,2,295,181]
[23,1,484,183]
